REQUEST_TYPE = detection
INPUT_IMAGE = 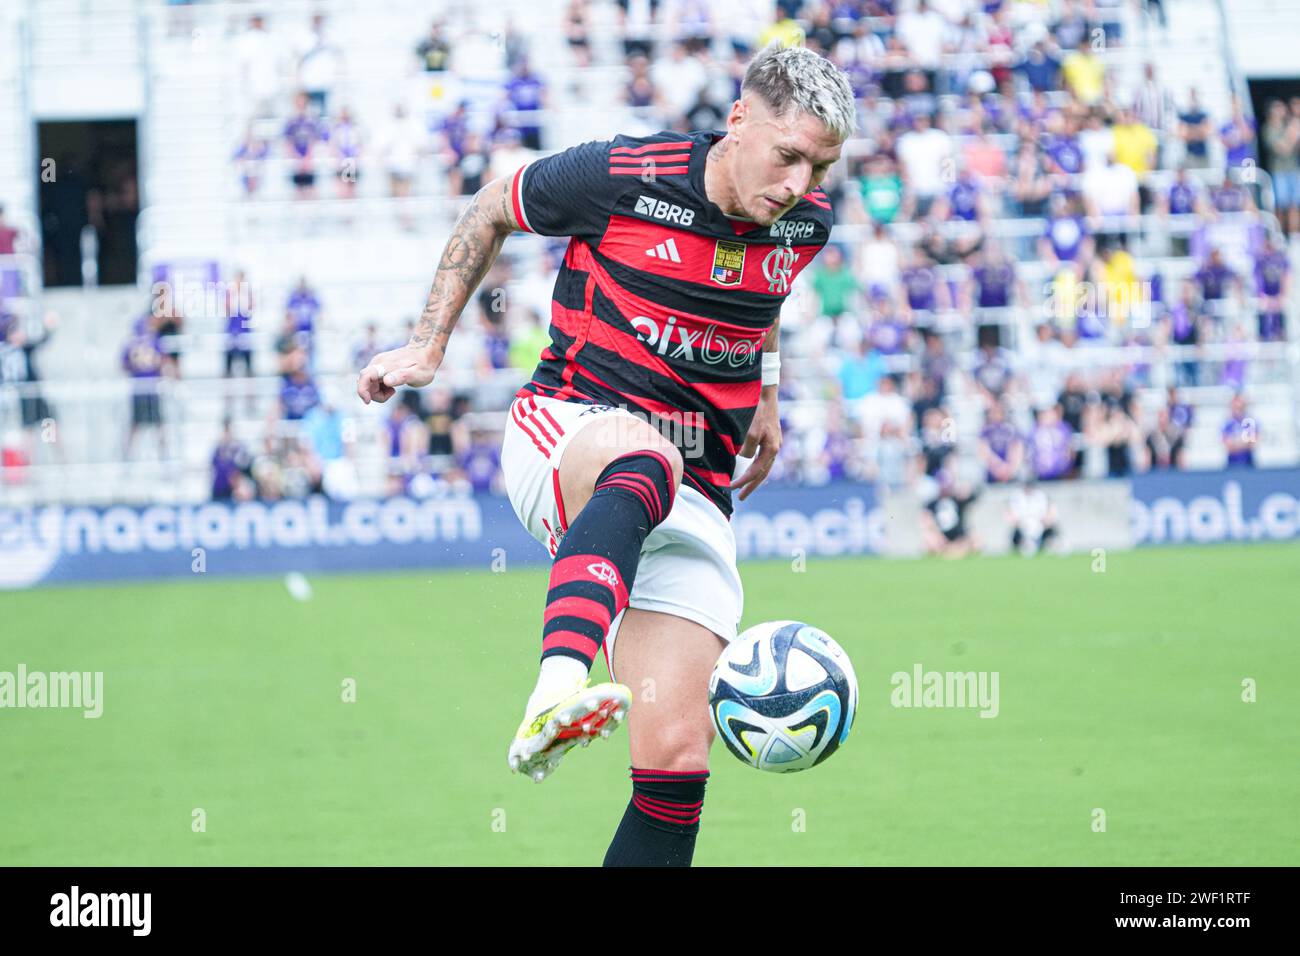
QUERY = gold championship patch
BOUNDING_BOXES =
[711,240,746,287]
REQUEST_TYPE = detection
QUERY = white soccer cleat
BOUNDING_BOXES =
[508,680,632,783]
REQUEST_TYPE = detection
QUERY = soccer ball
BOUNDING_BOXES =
[709,620,858,773]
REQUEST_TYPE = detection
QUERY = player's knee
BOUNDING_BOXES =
[636,439,683,491]
[640,721,710,772]
[599,418,681,485]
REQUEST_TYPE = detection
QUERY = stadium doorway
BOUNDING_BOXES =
[36,119,139,287]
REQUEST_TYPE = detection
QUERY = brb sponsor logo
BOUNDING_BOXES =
[629,313,763,366]
[635,194,695,227]
[769,219,815,240]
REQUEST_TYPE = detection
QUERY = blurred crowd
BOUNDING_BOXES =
[196,0,1290,503]
[4,0,1294,506]
[228,10,548,214]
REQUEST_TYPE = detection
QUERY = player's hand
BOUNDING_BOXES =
[357,344,440,404]
[731,387,780,502]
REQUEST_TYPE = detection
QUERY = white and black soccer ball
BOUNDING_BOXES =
[709,620,858,773]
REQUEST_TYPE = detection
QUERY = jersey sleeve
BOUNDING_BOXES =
[509,139,619,242]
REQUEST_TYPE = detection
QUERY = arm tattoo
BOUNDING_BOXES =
[408,184,513,353]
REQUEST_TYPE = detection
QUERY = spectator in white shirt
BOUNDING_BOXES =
[859,222,902,296]
[896,0,949,72]
[1078,110,1116,172]
[651,42,708,121]
[897,112,953,211]
[1083,153,1140,220]
[858,373,914,445]
[296,13,343,117]
[377,104,425,229]
[235,14,281,120]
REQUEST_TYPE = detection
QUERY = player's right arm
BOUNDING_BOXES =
[357,174,522,404]
[357,138,617,404]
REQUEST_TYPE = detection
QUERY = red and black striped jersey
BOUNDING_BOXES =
[509,128,834,516]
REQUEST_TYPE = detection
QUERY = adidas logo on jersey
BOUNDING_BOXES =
[645,238,682,263]
[635,194,696,227]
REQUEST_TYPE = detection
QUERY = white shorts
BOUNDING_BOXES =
[500,393,743,680]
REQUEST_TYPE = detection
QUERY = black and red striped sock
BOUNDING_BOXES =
[603,768,709,867]
[540,450,676,669]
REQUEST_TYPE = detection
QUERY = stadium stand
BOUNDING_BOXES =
[1,0,1298,509]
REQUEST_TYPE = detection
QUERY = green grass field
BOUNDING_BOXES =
[3,542,1297,866]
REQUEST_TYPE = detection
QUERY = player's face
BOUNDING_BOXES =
[728,95,843,225]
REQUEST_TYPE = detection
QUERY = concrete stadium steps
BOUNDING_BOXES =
[35,287,148,383]
[0,6,33,222]
[28,0,141,67]
[1143,0,1233,156]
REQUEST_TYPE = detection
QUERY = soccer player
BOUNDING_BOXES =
[356,44,854,867]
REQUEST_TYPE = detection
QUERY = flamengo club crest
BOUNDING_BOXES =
[762,245,799,294]
[711,239,746,286]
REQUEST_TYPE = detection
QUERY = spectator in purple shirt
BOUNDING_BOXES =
[1220,96,1258,171]
[212,420,251,500]
[971,339,1017,401]
[1220,323,1249,390]
[1042,123,1085,177]
[384,401,429,495]
[1221,393,1256,467]
[1040,192,1091,264]
[458,428,503,493]
[1163,167,1201,217]
[122,314,167,459]
[937,169,982,224]
[1158,166,1202,255]
[279,367,321,421]
[233,124,269,197]
[1194,248,1240,313]
[1028,404,1075,480]
[1166,386,1194,429]
[1019,90,1057,131]
[1166,279,1204,387]
[1015,39,1061,94]
[1210,180,1251,214]
[965,245,1022,324]
[480,310,512,372]
[286,276,321,332]
[284,92,322,198]
[502,58,546,150]
[330,106,363,199]
[224,270,255,411]
[285,276,321,367]
[867,294,911,356]
[900,248,950,323]
[437,100,471,167]
[1253,236,1291,341]
[624,54,656,110]
[979,400,1024,483]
